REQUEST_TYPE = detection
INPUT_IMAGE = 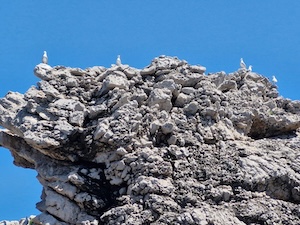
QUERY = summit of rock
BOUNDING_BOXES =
[1,56,300,224]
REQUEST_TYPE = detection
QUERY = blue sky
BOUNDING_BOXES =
[0,1,300,220]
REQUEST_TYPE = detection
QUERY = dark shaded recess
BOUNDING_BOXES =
[181,135,200,147]
[178,194,198,208]
[75,161,125,215]
[232,174,300,204]
[67,128,98,161]
[248,118,269,139]
[152,131,172,147]
[171,94,177,106]
[203,138,218,145]
[248,117,296,140]
[235,214,266,225]
[11,151,35,169]
[164,150,177,161]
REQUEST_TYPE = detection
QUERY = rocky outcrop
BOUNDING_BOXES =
[1,56,300,224]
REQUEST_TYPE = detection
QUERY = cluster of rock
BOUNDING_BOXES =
[0,216,35,225]
[1,56,300,224]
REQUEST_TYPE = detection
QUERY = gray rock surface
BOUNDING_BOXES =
[0,215,35,225]
[1,56,300,224]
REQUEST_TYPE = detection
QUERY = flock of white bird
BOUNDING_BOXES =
[240,58,277,84]
[40,51,277,84]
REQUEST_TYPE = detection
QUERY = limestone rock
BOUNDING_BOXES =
[1,56,300,224]
[34,63,53,81]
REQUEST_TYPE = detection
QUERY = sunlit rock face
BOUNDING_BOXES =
[1,56,300,224]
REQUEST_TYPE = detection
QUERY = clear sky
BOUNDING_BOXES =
[0,1,300,221]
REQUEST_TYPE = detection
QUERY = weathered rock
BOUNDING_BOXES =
[218,80,237,92]
[1,56,300,224]
[140,65,156,75]
[189,65,206,74]
[175,92,191,107]
[148,88,172,112]
[34,63,53,81]
[98,74,129,96]
[0,215,36,225]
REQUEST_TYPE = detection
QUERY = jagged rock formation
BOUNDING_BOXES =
[1,56,300,224]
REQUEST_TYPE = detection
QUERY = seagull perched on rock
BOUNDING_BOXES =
[42,51,48,64]
[248,65,252,72]
[116,55,121,66]
[240,58,246,69]
[272,75,278,83]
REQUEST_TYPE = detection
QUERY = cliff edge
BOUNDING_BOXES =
[1,56,300,224]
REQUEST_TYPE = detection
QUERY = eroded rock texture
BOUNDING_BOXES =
[1,56,300,224]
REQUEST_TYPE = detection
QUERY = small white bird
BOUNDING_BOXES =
[240,58,246,69]
[116,55,121,66]
[248,65,252,72]
[272,75,278,83]
[42,51,48,64]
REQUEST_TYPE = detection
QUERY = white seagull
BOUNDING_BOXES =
[116,55,121,66]
[272,75,278,83]
[248,65,252,72]
[42,51,48,64]
[240,58,246,69]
